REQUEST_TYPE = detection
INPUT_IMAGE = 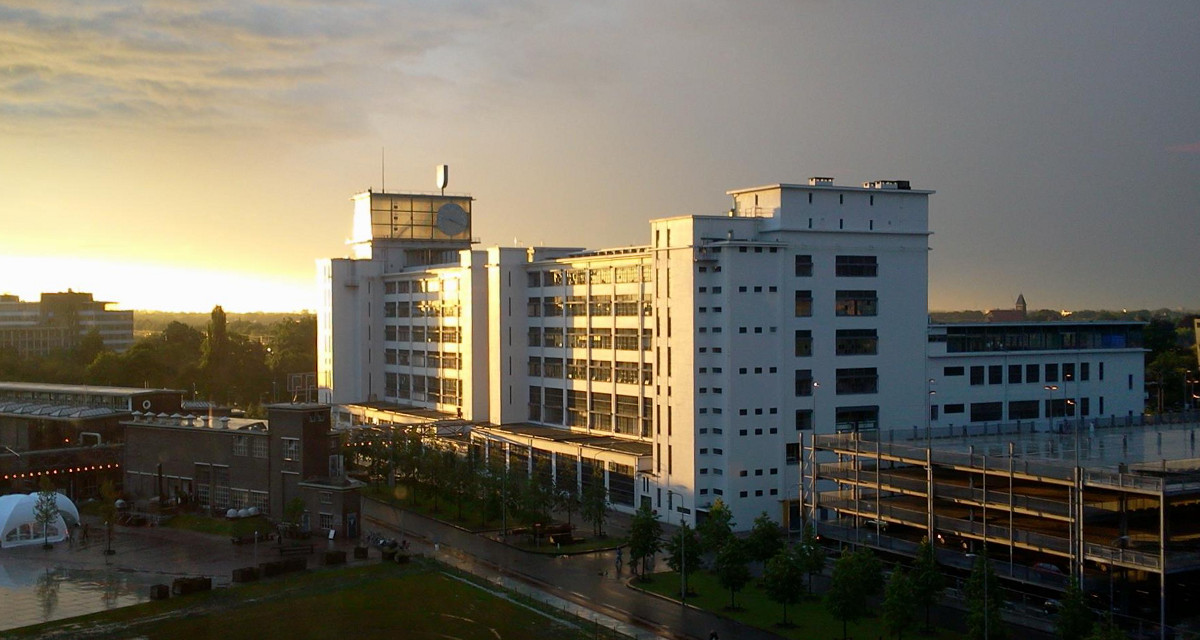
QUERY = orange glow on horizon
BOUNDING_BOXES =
[0,255,314,314]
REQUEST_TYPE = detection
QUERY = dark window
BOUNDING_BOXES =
[1008,400,1039,420]
[795,330,813,357]
[795,369,814,397]
[988,365,1002,385]
[796,409,813,431]
[836,368,878,395]
[1008,364,1022,384]
[835,406,878,432]
[970,402,1003,422]
[944,403,965,414]
[1063,362,1075,382]
[795,255,813,277]
[836,255,877,277]
[1081,362,1090,381]
[1046,363,1058,383]
[944,366,964,377]
[795,290,813,317]
[785,443,800,464]
[970,366,985,386]
[836,329,877,355]
[1026,364,1040,383]
[834,290,877,316]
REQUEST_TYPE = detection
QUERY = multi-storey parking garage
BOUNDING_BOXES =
[805,418,1200,633]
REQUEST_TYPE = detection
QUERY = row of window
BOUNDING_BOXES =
[795,368,879,395]
[528,386,651,437]
[795,329,878,356]
[383,325,462,343]
[384,300,460,318]
[384,349,462,369]
[940,397,1100,422]
[529,327,651,350]
[528,357,652,384]
[384,373,462,405]
[793,254,878,277]
[795,290,878,317]
[527,265,651,288]
[948,361,1096,386]
[528,296,653,317]
[384,279,450,295]
[231,435,269,459]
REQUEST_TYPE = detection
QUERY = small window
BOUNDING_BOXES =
[944,366,964,377]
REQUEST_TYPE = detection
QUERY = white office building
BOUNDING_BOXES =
[319,176,939,529]
[926,321,1145,433]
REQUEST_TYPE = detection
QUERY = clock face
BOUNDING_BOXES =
[435,203,469,236]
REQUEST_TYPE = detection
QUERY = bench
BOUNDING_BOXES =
[277,544,314,556]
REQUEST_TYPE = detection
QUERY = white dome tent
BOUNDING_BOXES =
[0,492,80,549]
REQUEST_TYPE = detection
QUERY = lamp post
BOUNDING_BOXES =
[668,489,686,605]
[967,553,990,640]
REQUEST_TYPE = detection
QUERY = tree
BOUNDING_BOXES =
[745,511,785,565]
[966,553,1007,640]
[34,477,60,550]
[883,567,918,639]
[713,538,752,610]
[912,536,946,632]
[581,467,609,536]
[284,497,306,526]
[627,503,662,579]
[825,548,882,640]
[797,523,827,596]
[697,498,735,557]
[762,545,806,627]
[665,522,700,574]
[1055,577,1093,640]
[1086,613,1125,640]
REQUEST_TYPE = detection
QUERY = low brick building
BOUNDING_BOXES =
[122,403,363,539]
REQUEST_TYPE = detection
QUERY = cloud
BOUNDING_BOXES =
[0,0,548,137]
[1167,142,1200,153]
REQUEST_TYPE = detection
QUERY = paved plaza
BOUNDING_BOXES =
[0,514,361,633]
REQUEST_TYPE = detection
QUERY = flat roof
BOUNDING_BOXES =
[912,420,1200,473]
[0,382,180,397]
[726,183,935,196]
[480,423,652,456]
[341,402,454,421]
[124,415,269,433]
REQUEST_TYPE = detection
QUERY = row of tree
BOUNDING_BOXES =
[356,434,612,536]
[627,502,1126,640]
[0,307,316,413]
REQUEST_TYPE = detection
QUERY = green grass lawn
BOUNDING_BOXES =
[637,569,956,640]
[163,513,271,538]
[10,561,597,640]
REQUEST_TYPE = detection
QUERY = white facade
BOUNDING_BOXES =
[926,322,1145,433]
[319,177,940,530]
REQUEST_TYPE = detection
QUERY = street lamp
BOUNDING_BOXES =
[1043,385,1059,432]
[667,489,686,605]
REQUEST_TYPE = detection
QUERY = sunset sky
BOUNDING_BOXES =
[1,1,1198,313]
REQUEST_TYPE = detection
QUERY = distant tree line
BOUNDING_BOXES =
[0,306,316,415]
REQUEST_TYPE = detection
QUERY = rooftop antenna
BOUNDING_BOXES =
[381,148,386,192]
[437,164,449,196]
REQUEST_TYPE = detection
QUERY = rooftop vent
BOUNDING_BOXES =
[808,177,834,186]
[219,417,231,430]
[863,180,911,190]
